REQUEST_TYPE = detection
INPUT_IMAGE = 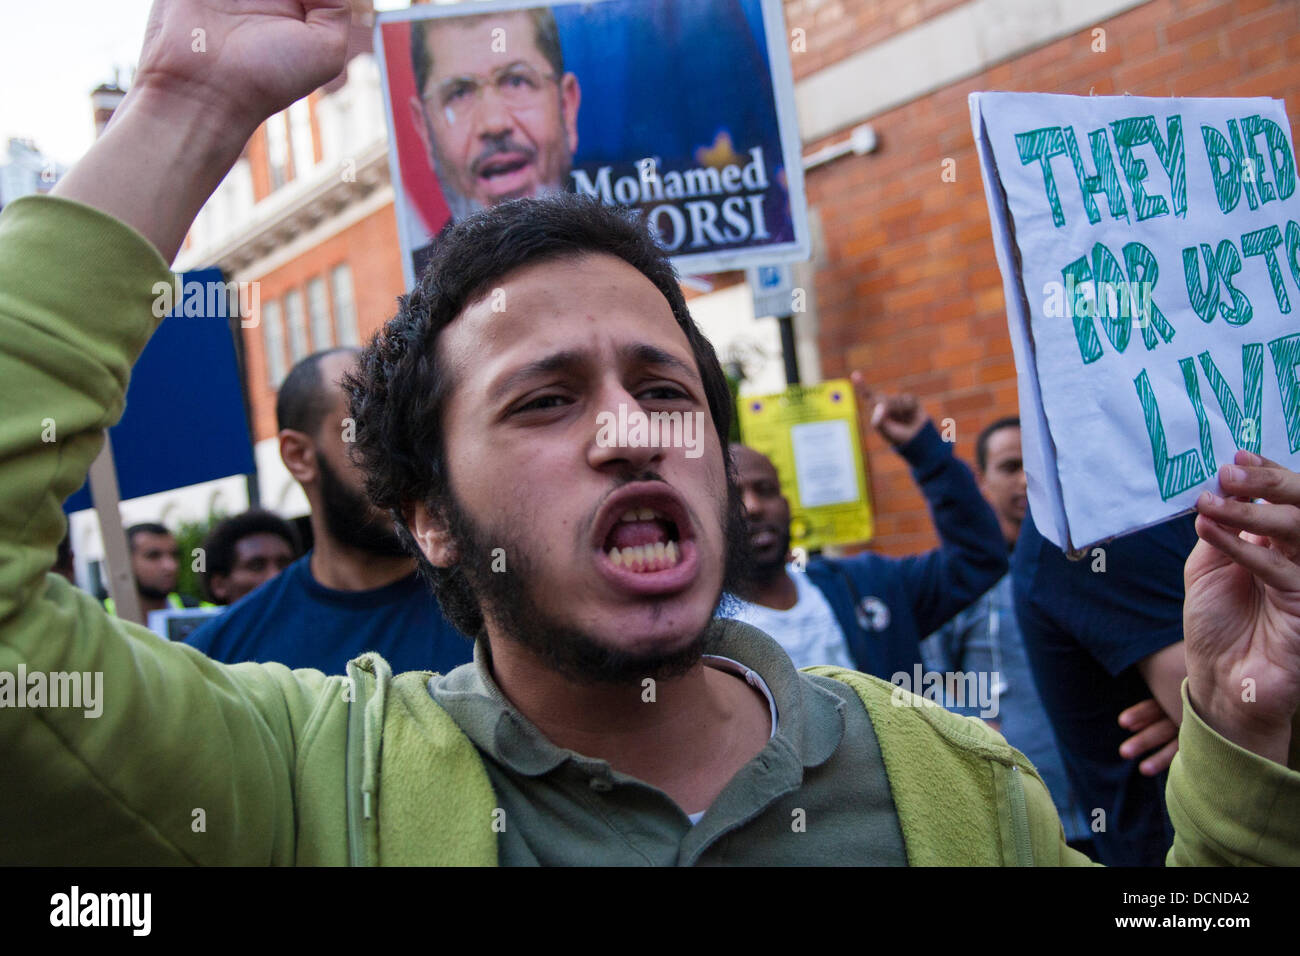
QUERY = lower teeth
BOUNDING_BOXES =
[610,541,679,571]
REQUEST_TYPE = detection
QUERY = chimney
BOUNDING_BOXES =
[91,74,127,139]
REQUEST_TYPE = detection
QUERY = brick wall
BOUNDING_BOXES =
[804,0,1300,556]
[242,202,405,442]
[783,0,969,80]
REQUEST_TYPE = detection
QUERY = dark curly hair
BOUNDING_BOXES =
[344,194,736,636]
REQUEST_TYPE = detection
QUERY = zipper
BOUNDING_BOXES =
[345,666,369,867]
[1007,765,1033,866]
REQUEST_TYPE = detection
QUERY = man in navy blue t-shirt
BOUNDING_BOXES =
[188,349,470,675]
[1011,509,1197,866]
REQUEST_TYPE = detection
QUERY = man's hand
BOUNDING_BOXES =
[1118,698,1179,775]
[1183,450,1300,766]
[133,0,351,132]
[851,372,927,447]
[52,0,350,261]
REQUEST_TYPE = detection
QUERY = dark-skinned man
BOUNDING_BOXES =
[724,376,1008,681]
[198,508,300,606]
[104,523,200,617]
[185,349,471,674]
[1,0,1297,866]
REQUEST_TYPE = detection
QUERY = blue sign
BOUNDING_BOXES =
[65,268,256,513]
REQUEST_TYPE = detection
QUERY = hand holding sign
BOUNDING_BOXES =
[1184,450,1300,766]
[851,372,927,447]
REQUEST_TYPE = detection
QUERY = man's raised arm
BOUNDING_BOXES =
[53,0,350,262]
[0,0,352,864]
[849,375,1008,637]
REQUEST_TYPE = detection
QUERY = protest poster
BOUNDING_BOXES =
[972,92,1300,551]
[64,268,256,514]
[738,379,874,552]
[375,0,809,288]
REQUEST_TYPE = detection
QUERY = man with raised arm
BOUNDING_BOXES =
[0,0,1296,865]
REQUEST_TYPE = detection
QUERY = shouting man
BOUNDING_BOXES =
[1,0,1297,866]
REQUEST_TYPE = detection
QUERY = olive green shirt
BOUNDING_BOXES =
[429,621,909,865]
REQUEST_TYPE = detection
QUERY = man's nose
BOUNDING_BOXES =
[475,85,516,136]
[741,489,763,518]
[587,385,664,474]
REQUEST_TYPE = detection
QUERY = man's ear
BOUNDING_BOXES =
[405,500,459,568]
[280,429,317,484]
[561,72,580,155]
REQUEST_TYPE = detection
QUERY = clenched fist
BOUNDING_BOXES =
[851,371,928,448]
[134,0,351,131]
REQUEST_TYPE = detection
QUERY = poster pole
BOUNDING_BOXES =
[778,314,801,385]
[88,431,144,626]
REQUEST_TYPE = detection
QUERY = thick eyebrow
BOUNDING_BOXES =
[487,349,588,404]
[618,343,701,385]
[437,60,534,91]
[486,343,701,404]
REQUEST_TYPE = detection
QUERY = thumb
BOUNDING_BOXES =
[1185,522,1235,582]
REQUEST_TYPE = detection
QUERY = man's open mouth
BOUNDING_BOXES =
[592,484,700,594]
[477,154,531,180]
[604,506,683,572]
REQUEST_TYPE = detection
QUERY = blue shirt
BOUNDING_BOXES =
[1010,510,1197,866]
[185,553,472,676]
[772,422,1008,680]
[922,572,1089,843]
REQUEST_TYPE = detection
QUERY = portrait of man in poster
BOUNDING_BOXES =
[384,0,805,285]
[406,6,581,275]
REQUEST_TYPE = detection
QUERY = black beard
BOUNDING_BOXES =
[445,471,755,685]
[317,453,410,558]
[137,582,170,600]
[748,527,792,584]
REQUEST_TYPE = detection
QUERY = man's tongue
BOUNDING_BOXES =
[607,520,671,550]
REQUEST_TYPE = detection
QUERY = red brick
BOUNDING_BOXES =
[1164,3,1235,44]
[243,204,404,443]
[1173,58,1249,95]
[1116,50,1186,91]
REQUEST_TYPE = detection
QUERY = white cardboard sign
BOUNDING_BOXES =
[972,92,1300,550]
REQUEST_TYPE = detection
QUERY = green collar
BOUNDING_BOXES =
[427,619,845,779]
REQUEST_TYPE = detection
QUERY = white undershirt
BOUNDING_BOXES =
[724,568,856,671]
[685,655,778,825]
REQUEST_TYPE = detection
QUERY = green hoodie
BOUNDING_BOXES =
[1,195,1297,866]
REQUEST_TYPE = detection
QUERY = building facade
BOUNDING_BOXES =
[73,0,1300,574]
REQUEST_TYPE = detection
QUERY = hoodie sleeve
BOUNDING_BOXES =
[0,196,336,864]
[1164,682,1300,866]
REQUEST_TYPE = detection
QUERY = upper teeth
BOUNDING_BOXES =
[619,507,665,522]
